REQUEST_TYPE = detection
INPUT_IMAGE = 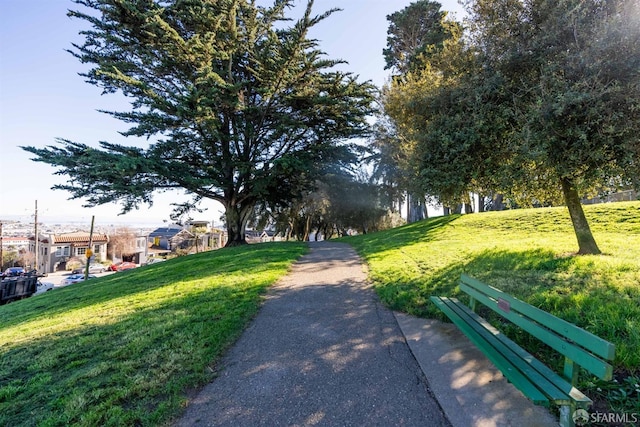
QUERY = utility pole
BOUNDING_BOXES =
[34,200,39,274]
[84,215,95,280]
[0,221,3,272]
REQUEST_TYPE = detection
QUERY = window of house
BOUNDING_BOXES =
[55,246,70,256]
[77,247,87,256]
[94,245,101,253]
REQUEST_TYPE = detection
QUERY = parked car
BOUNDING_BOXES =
[109,262,137,272]
[61,274,96,285]
[3,267,25,277]
[145,258,166,265]
[72,264,106,274]
[34,280,55,295]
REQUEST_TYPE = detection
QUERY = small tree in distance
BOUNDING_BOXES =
[108,227,136,262]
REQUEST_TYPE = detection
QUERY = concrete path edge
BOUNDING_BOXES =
[394,312,559,427]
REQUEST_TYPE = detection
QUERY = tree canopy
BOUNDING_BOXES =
[468,0,640,253]
[22,0,376,246]
[374,0,463,221]
[383,0,458,75]
[377,0,640,254]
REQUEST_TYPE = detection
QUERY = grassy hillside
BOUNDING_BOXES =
[0,242,306,427]
[3,203,638,425]
[346,201,640,414]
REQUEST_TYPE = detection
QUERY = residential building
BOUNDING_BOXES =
[1,237,31,251]
[148,223,227,253]
[31,231,109,273]
[148,225,184,251]
[107,231,149,265]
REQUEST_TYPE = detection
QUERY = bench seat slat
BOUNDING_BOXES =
[461,274,615,361]
[460,281,614,380]
[431,275,616,427]
[431,296,550,406]
[439,296,593,406]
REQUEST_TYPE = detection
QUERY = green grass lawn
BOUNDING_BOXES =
[3,203,639,425]
[0,242,307,427]
[345,201,640,415]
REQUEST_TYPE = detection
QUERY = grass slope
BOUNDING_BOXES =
[346,201,640,414]
[0,242,306,427]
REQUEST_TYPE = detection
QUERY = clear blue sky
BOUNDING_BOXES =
[0,0,465,226]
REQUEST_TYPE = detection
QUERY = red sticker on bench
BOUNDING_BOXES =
[498,298,511,313]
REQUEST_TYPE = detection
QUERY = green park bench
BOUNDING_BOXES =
[430,274,615,427]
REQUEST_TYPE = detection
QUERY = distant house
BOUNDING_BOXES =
[189,220,209,229]
[131,234,149,265]
[148,223,227,252]
[107,231,149,265]
[187,221,226,250]
[208,228,227,248]
[1,237,31,251]
[246,229,281,244]
[31,231,109,273]
[148,225,184,251]
[259,230,282,243]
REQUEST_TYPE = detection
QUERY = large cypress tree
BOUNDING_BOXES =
[22,0,375,246]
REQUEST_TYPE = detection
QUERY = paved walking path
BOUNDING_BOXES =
[175,241,557,427]
[175,241,450,426]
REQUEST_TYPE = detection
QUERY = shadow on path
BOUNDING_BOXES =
[174,241,450,426]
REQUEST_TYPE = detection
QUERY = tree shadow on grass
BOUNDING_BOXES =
[380,247,579,318]
[0,243,306,331]
[346,215,460,255]
[1,267,448,427]
[410,247,639,368]
[0,279,271,427]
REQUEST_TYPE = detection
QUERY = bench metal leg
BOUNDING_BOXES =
[559,404,576,427]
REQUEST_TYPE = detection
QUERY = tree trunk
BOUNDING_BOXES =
[302,215,311,242]
[406,193,427,223]
[224,202,254,247]
[464,202,474,214]
[286,221,294,241]
[488,193,505,211]
[360,223,368,234]
[560,177,601,255]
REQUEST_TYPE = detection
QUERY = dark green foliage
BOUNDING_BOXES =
[466,0,640,253]
[383,0,460,74]
[469,0,640,187]
[316,174,390,236]
[22,0,375,245]
[379,0,640,253]
[259,171,392,241]
[375,1,463,219]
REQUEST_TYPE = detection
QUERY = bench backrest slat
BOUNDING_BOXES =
[460,274,615,380]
